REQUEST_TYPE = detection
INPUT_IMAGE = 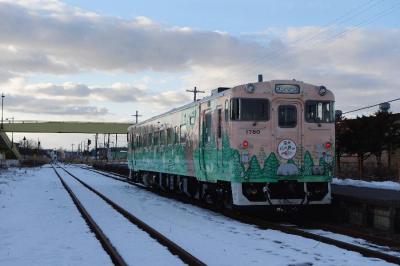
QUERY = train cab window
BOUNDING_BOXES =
[278,105,297,128]
[231,99,240,120]
[305,101,334,123]
[180,124,187,143]
[230,98,269,121]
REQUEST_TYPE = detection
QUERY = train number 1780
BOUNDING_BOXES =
[246,129,261,135]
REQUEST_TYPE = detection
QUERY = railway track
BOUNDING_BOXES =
[53,164,205,266]
[79,164,400,265]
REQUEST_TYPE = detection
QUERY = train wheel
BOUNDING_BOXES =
[223,192,233,210]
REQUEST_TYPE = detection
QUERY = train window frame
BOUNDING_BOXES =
[153,131,159,146]
[143,133,147,147]
[135,134,139,148]
[305,100,335,123]
[174,126,179,144]
[167,128,174,145]
[278,105,297,128]
[204,111,212,143]
[230,98,240,120]
[217,108,222,139]
[148,132,153,146]
[160,130,166,146]
[230,98,270,121]
[180,124,187,143]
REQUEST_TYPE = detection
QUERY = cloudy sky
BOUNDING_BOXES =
[0,0,399,149]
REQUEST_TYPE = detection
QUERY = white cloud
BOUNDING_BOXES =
[5,94,107,116]
[0,0,398,118]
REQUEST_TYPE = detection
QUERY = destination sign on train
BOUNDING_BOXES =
[275,84,300,94]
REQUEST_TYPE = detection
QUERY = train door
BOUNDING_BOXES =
[200,108,212,180]
[216,107,223,168]
[272,99,303,174]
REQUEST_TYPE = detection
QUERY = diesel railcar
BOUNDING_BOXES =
[127,78,335,208]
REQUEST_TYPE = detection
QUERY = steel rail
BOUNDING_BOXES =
[58,165,206,266]
[84,165,400,265]
[52,165,128,266]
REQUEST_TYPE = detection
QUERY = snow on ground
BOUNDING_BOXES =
[0,166,112,266]
[66,164,396,266]
[56,167,184,266]
[333,178,400,191]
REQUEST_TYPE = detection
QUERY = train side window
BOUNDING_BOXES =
[180,124,187,143]
[217,109,222,139]
[148,133,153,146]
[204,112,212,143]
[135,135,139,148]
[153,131,159,146]
[225,100,229,122]
[160,130,166,146]
[174,126,179,143]
[167,128,173,144]
[278,105,297,128]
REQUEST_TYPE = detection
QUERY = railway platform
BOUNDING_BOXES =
[332,184,400,233]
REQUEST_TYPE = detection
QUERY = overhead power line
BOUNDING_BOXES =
[343,97,400,114]
[227,0,385,77]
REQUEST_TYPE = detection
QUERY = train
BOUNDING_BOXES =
[127,77,335,209]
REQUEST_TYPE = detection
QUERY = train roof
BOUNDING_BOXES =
[128,79,333,130]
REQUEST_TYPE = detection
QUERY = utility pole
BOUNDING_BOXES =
[1,93,5,130]
[131,110,142,124]
[186,86,205,102]
[95,133,98,160]
[23,136,26,160]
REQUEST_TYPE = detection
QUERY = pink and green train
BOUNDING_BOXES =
[128,79,335,208]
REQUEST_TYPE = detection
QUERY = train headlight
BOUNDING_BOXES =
[245,83,256,93]
[242,140,249,149]
[325,142,332,149]
[318,86,327,96]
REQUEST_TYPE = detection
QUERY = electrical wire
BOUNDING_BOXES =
[342,97,400,114]
[226,0,384,78]
[225,0,400,82]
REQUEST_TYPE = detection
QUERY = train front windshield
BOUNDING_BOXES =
[305,101,334,123]
[231,98,269,121]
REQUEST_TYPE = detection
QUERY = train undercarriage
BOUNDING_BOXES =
[129,170,331,210]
